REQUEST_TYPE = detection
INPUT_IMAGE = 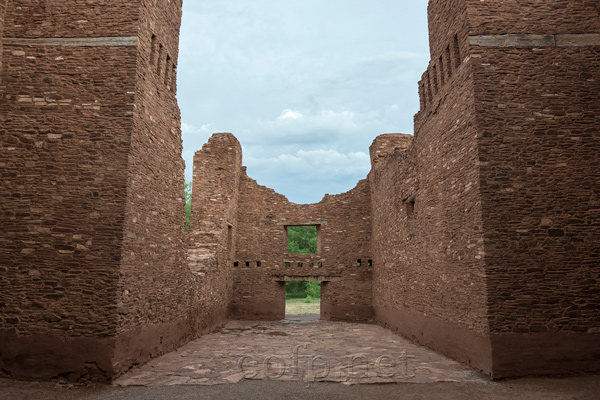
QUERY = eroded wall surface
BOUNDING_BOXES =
[231,172,373,321]
[113,0,192,378]
[370,0,600,378]
[188,133,242,334]
[468,0,600,376]
[370,0,491,375]
[0,0,194,381]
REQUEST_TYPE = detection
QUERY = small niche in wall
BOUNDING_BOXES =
[298,263,303,268]
[405,190,419,221]
[245,261,250,267]
[233,262,239,267]
[368,259,373,267]
[257,261,262,267]
[150,35,157,65]
[285,262,291,268]
[453,34,461,69]
[357,259,362,267]
[318,262,323,268]
[309,263,314,268]
[406,200,415,220]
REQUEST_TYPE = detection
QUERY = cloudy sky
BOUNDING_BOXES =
[178,1,430,204]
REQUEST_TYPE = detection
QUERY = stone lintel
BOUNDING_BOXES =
[276,221,328,226]
[272,275,341,282]
[469,33,600,48]
[2,37,139,47]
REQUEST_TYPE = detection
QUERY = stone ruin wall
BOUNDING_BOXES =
[188,133,242,334]
[467,0,600,376]
[0,0,198,381]
[370,0,491,374]
[112,0,193,378]
[231,169,373,322]
[0,0,5,85]
[0,0,599,384]
[367,0,600,377]
[0,0,139,380]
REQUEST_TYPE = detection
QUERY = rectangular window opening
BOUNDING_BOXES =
[426,72,433,102]
[285,281,321,318]
[171,65,177,92]
[438,55,445,86]
[298,262,303,268]
[150,35,157,66]
[318,262,323,268]
[156,44,164,77]
[256,261,261,267]
[453,34,461,69]
[285,262,291,268]
[164,55,171,85]
[368,259,373,267]
[406,199,415,220]
[357,259,362,267]
[233,261,239,267]
[445,45,452,77]
[287,225,317,254]
[309,263,314,268]
[245,261,250,267]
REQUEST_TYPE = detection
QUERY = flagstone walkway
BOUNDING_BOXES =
[114,318,485,387]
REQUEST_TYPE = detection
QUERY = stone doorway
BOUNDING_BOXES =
[275,277,337,321]
[284,280,322,319]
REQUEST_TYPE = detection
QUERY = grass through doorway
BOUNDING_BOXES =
[285,281,321,315]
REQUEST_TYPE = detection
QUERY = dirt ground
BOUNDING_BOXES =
[1,319,598,399]
[1,375,600,400]
[285,298,321,315]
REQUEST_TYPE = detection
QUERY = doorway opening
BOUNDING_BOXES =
[285,281,321,319]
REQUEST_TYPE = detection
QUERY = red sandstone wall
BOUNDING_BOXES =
[469,0,600,377]
[370,0,492,375]
[465,0,600,36]
[231,174,373,322]
[0,1,142,381]
[112,0,191,378]
[0,0,5,85]
[0,0,192,381]
[188,133,242,334]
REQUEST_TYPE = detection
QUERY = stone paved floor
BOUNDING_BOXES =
[115,318,485,387]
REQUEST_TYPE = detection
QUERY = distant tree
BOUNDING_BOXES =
[306,281,321,298]
[287,226,317,254]
[184,181,192,230]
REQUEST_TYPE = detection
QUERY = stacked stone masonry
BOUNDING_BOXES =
[0,0,598,383]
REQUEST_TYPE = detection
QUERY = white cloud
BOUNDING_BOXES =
[181,122,213,135]
[245,149,370,181]
[177,0,429,203]
[243,149,371,204]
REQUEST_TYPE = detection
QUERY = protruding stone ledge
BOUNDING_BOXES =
[2,36,139,47]
[469,33,600,48]
[276,221,327,226]
[272,275,341,282]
